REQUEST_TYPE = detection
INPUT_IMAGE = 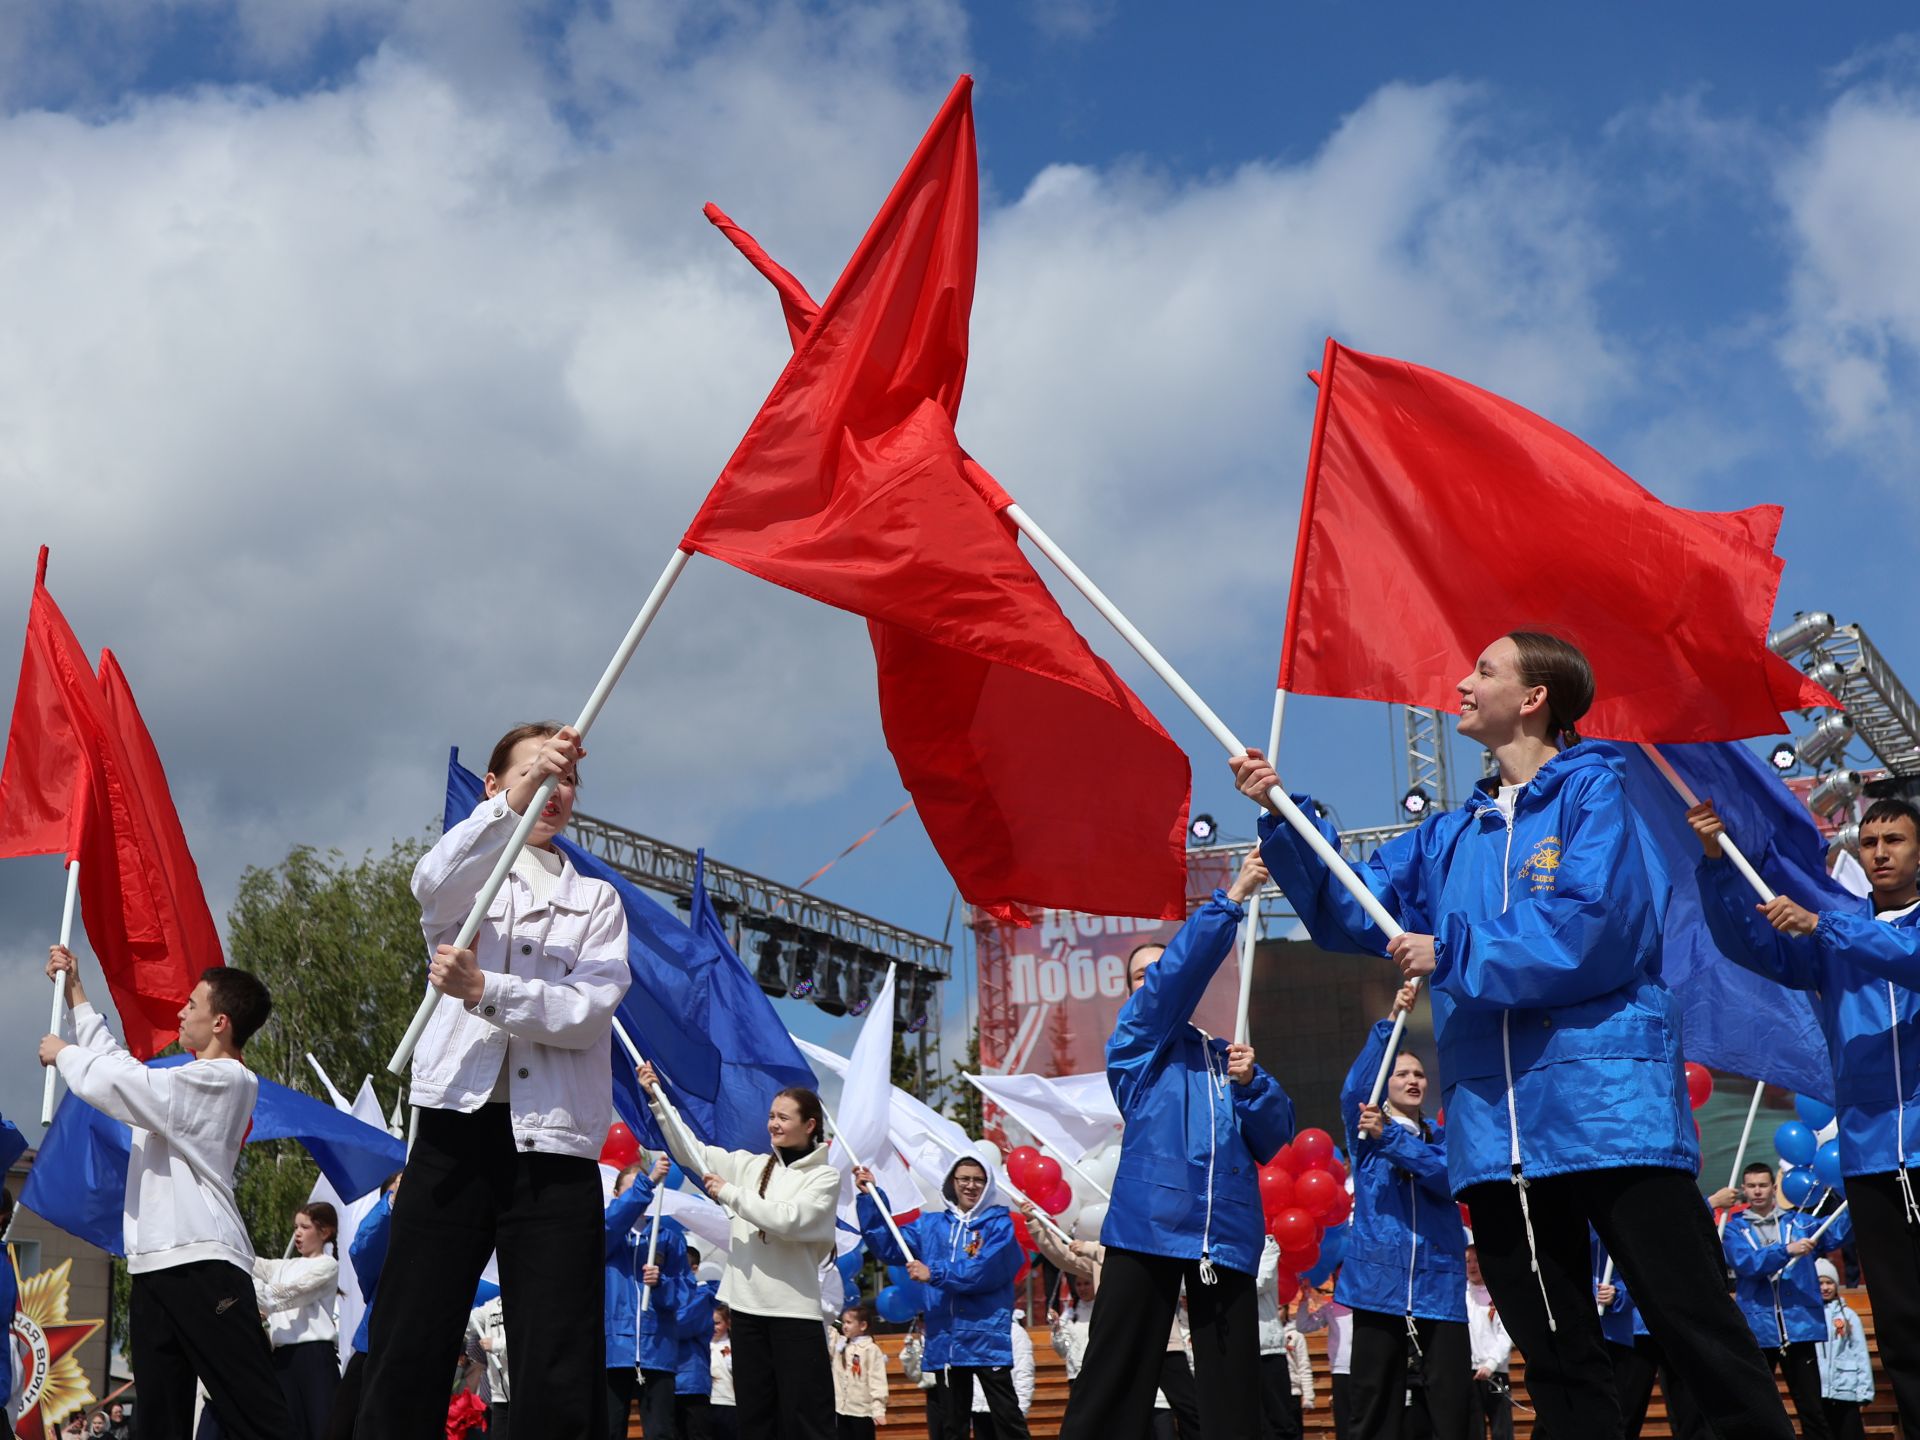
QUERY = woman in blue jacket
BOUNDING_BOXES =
[1053,847,1295,1440]
[1235,631,1792,1440]
[854,1154,1030,1440]
[1341,986,1469,1440]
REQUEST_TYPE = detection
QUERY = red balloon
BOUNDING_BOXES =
[1320,1187,1353,1226]
[1270,1206,1316,1251]
[1294,1128,1336,1170]
[1028,1155,1064,1194]
[1323,1156,1348,1186]
[1280,1243,1320,1273]
[1685,1063,1714,1110]
[1007,1145,1042,1188]
[599,1122,640,1170]
[1259,1166,1297,1217]
[1295,1169,1342,1220]
[1276,1269,1301,1304]
[1038,1179,1074,1216]
[1274,1142,1304,1176]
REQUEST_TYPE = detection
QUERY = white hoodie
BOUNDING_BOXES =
[252,1254,339,1347]
[54,1004,255,1275]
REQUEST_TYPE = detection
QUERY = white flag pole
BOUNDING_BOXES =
[1637,743,1776,903]
[1596,1256,1614,1315]
[821,1100,916,1264]
[960,1073,1112,1200]
[1235,688,1288,1046]
[41,860,81,1126]
[1004,504,1409,1104]
[616,1019,707,1170]
[1782,1202,1849,1273]
[387,548,694,1076]
[1720,1080,1767,1237]
[639,1186,664,1314]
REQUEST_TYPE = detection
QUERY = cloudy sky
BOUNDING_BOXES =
[2,1,1916,1128]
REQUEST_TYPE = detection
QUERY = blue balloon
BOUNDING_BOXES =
[835,1249,866,1284]
[1774,1121,1817,1167]
[666,1160,689,1191]
[1782,1167,1819,1208]
[885,1264,912,1289]
[1814,1140,1846,1192]
[875,1284,921,1323]
[1301,1224,1349,1286]
[1795,1095,1837,1132]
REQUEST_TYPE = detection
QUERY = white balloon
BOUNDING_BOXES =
[976,1140,1004,1168]
[1080,1148,1120,1195]
[697,1260,726,1286]
[1073,1201,1109,1239]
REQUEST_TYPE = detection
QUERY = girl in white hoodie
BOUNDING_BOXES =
[641,1066,841,1440]
[252,1201,341,1440]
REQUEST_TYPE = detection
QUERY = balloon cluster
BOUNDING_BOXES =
[1259,1128,1352,1303]
[1007,1146,1072,1214]
[600,1122,641,1170]
[1773,1094,1843,1208]
[875,1264,925,1323]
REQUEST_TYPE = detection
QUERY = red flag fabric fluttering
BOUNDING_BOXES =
[1279,340,1836,742]
[0,549,98,863]
[686,77,1189,922]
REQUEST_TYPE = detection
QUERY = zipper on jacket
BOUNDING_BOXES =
[1197,1035,1224,1285]
[1493,806,1555,1331]
[1888,980,1920,1224]
[1402,1170,1423,1357]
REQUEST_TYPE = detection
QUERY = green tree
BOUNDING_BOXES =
[223,837,429,1252]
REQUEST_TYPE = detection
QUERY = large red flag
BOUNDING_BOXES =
[1279,340,1836,742]
[0,549,98,863]
[685,77,1189,922]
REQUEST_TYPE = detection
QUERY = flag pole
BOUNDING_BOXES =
[1782,1201,1849,1273]
[821,1100,917,1264]
[1637,743,1777,903]
[387,548,694,1076]
[41,860,80,1126]
[1596,1256,1614,1315]
[639,1185,664,1314]
[616,1019,707,1168]
[1004,504,1409,1104]
[960,1073,1112,1200]
[1235,688,1287,1046]
[1721,1079,1767,1236]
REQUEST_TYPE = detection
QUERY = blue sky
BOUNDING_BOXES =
[0,0,1916,1124]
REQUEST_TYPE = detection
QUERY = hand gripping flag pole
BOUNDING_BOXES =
[1782,1202,1849,1273]
[1002,504,1410,1106]
[821,1100,916,1265]
[41,860,80,1126]
[1235,688,1287,1045]
[614,1018,707,1170]
[387,549,693,1076]
[1597,1257,1613,1315]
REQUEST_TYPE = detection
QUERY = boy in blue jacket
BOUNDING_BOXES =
[605,1155,668,1440]
[1690,794,1920,1433]
[1054,848,1295,1440]
[854,1154,1030,1440]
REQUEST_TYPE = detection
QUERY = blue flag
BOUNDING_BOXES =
[444,751,813,1155]
[21,1060,406,1255]
[1606,741,1839,1102]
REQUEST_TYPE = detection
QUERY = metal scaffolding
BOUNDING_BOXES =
[1795,624,1920,777]
[1402,706,1455,811]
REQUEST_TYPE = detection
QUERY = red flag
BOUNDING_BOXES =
[686,77,1189,921]
[1279,340,1837,742]
[0,548,99,862]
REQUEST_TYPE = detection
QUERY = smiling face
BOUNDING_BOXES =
[1386,1053,1426,1112]
[767,1094,817,1149]
[176,980,222,1054]
[1820,1275,1838,1301]
[484,733,577,848]
[1456,637,1547,746]
[949,1160,989,1213]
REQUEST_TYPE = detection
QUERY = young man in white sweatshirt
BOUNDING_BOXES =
[39,945,291,1440]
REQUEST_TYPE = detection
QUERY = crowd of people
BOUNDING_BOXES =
[34,629,1920,1440]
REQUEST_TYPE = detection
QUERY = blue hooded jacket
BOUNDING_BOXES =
[1723,1204,1852,1347]
[638,1216,693,1372]
[859,1159,1023,1370]
[675,1279,718,1396]
[349,1191,395,1356]
[1697,861,1920,1178]
[1338,1020,1465,1322]
[605,1174,679,1369]
[1260,745,1694,1193]
[1099,891,1295,1277]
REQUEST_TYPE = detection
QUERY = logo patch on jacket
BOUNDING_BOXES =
[965,1231,983,1258]
[1519,837,1561,893]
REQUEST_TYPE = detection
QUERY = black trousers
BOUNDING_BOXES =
[1259,1353,1304,1440]
[1058,1247,1260,1440]
[713,1404,738,1440]
[1607,1335,1711,1440]
[609,1367,641,1440]
[326,1352,367,1440]
[490,1403,511,1440]
[1821,1400,1865,1440]
[926,1376,949,1440]
[1464,1166,1792,1440]
[131,1261,293,1440]
[643,1367,680,1440]
[1843,1170,1920,1431]
[357,1104,607,1439]
[1763,1342,1831,1440]
[730,1310,835,1440]
[683,1394,715,1440]
[1333,1374,1351,1440]
[1158,1351,1203,1440]
[274,1340,339,1440]
[1468,1377,1511,1440]
[836,1418,876,1440]
[946,1366,1028,1440]
[1347,1309,1472,1440]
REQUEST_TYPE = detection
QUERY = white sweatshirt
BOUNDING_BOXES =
[54,1004,255,1275]
[711,1333,735,1406]
[253,1255,339,1347]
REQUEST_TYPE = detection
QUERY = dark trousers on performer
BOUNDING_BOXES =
[1347,1311,1471,1440]
[609,1367,641,1440]
[643,1367,680,1440]
[730,1310,836,1440]
[274,1339,340,1440]
[712,1404,739,1440]
[1762,1343,1830,1440]
[1464,1166,1792,1440]
[683,1394,715,1440]
[1057,1247,1260,1440]
[926,1377,949,1440]
[489,1404,511,1440]
[131,1261,294,1440]
[1844,1170,1920,1432]
[1157,1351,1203,1440]
[837,1417,877,1440]
[1259,1354,1304,1440]
[1608,1336,1711,1440]
[1333,1374,1351,1440]
[1821,1400,1865,1440]
[1468,1377,1511,1440]
[357,1105,607,1439]
[327,1352,367,1440]
[945,1366,1028,1440]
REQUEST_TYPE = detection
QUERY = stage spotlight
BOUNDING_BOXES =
[787,945,817,1000]
[753,937,786,998]
[812,951,848,1017]
[846,958,880,1017]
[1309,800,1330,821]
[1189,814,1217,844]
[1796,712,1855,769]
[1807,770,1863,820]
[1834,822,1861,855]
[1769,743,1798,773]
[896,972,931,1033]
[1768,612,1836,661]
[1808,660,1848,700]
[1401,787,1432,818]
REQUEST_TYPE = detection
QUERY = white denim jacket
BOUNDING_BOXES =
[408,793,630,1157]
